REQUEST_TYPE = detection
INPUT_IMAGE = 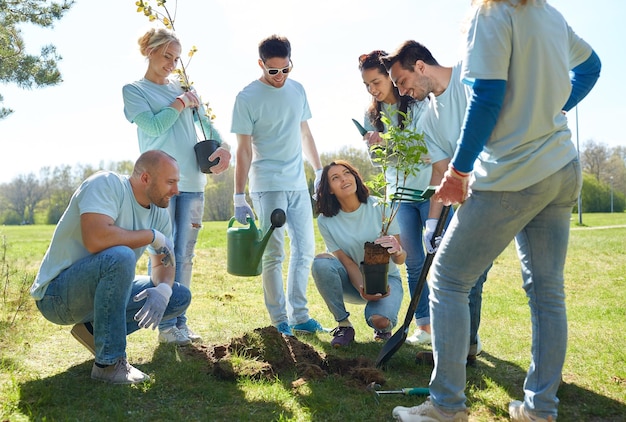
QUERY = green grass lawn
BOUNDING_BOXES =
[1,213,625,421]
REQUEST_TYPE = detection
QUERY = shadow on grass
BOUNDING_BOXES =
[466,351,626,421]
[17,343,295,421]
[18,337,622,421]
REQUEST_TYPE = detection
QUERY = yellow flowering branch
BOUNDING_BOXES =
[135,0,215,138]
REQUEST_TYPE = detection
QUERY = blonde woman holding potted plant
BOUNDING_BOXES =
[123,28,231,345]
[312,160,405,347]
[358,50,437,346]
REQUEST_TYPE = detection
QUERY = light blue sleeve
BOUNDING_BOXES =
[133,109,180,137]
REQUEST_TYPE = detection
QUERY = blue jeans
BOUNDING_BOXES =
[251,190,314,326]
[311,255,403,331]
[159,191,204,330]
[428,159,581,420]
[398,200,489,347]
[396,200,431,326]
[35,246,191,365]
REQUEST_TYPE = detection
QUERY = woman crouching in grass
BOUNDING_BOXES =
[312,160,405,347]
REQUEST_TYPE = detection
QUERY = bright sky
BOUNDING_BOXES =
[0,0,624,184]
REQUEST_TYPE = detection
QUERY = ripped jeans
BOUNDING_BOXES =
[311,255,403,332]
[159,191,204,331]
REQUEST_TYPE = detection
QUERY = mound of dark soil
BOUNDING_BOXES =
[181,326,386,388]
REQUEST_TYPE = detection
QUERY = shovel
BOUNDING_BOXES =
[375,205,451,368]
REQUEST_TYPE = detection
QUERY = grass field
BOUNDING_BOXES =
[1,213,625,421]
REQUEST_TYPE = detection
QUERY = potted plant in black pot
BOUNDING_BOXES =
[193,104,222,174]
[361,110,429,295]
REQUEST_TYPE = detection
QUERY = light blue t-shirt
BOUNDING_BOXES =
[364,101,432,198]
[419,63,472,165]
[461,0,592,190]
[231,79,312,192]
[317,196,401,279]
[123,78,222,192]
[30,171,172,300]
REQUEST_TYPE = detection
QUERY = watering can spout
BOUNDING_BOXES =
[253,208,287,266]
[226,208,286,276]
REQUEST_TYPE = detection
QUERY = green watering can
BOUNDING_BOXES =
[227,208,286,276]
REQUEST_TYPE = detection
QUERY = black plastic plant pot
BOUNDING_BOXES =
[360,262,389,295]
[194,139,220,174]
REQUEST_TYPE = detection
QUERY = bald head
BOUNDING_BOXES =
[130,150,180,208]
[132,150,177,177]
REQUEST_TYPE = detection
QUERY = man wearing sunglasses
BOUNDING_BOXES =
[231,34,326,338]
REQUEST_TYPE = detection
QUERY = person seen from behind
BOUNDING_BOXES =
[389,1,601,421]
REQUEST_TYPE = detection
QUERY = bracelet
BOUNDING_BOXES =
[176,97,185,108]
[451,166,469,178]
[395,246,404,256]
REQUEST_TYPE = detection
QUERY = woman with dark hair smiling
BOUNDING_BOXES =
[358,50,434,346]
[312,160,405,348]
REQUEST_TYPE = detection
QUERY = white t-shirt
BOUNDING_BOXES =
[317,196,401,279]
[123,78,210,193]
[461,0,592,191]
[231,79,312,192]
[30,172,172,300]
[420,63,473,165]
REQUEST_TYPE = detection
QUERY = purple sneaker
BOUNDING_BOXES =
[330,326,355,348]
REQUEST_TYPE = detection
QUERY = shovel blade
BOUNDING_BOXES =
[375,326,409,368]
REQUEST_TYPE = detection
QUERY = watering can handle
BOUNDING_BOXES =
[228,217,256,229]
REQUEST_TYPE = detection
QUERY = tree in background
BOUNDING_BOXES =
[576,172,625,213]
[204,166,234,221]
[3,141,626,224]
[40,165,73,224]
[582,139,610,181]
[0,0,74,120]
[0,173,47,224]
[319,145,375,183]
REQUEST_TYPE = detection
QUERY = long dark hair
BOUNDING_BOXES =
[358,50,415,132]
[315,160,369,217]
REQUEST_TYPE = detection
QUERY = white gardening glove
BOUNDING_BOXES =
[151,229,175,267]
[423,218,444,254]
[177,91,200,108]
[133,283,172,330]
[312,169,323,200]
[234,193,254,225]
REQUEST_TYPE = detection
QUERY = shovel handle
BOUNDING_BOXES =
[403,387,429,396]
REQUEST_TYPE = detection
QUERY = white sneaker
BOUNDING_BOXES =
[178,325,202,343]
[406,329,431,345]
[393,398,468,421]
[509,400,554,421]
[91,359,150,384]
[158,327,191,345]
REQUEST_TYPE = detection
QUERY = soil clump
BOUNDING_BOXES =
[181,326,386,388]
